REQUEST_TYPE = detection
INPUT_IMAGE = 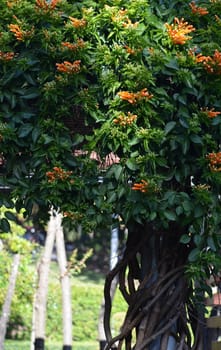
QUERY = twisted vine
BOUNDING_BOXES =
[104,224,205,350]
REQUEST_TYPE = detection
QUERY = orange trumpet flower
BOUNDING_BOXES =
[165,17,195,45]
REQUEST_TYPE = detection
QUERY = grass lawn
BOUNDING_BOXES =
[4,340,97,350]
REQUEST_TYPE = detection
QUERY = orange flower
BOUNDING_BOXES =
[124,45,136,55]
[9,23,33,41]
[62,39,85,51]
[206,152,221,172]
[9,24,24,41]
[118,91,137,104]
[113,112,137,126]
[46,166,73,182]
[111,10,138,28]
[0,50,15,61]
[56,60,81,74]
[201,107,221,118]
[137,88,153,99]
[165,17,195,45]
[63,211,83,220]
[195,53,211,63]
[132,180,148,193]
[189,2,209,15]
[111,9,128,23]
[122,18,139,29]
[196,50,221,74]
[118,88,153,104]
[36,0,59,10]
[69,16,87,28]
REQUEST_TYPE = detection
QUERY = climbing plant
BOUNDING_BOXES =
[1,0,221,348]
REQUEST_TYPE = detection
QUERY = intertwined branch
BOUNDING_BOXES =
[104,224,205,350]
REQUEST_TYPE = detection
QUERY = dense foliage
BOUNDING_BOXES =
[1,0,221,348]
[2,265,125,343]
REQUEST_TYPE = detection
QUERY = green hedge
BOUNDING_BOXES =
[4,262,126,342]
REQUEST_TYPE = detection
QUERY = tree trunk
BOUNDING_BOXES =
[103,223,201,350]
[98,224,119,350]
[33,211,56,350]
[0,253,20,350]
[55,212,72,350]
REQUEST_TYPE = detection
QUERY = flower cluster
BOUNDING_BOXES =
[196,50,221,74]
[56,60,81,74]
[189,2,209,15]
[111,9,138,28]
[117,88,153,104]
[122,18,139,29]
[9,24,33,41]
[69,16,87,28]
[46,166,73,182]
[0,50,15,61]
[201,107,221,118]
[124,45,136,55]
[206,152,221,172]
[111,8,128,22]
[194,184,210,191]
[113,112,137,126]
[36,0,59,10]
[63,211,83,220]
[165,17,195,45]
[215,15,221,23]
[132,180,148,193]
[62,39,85,51]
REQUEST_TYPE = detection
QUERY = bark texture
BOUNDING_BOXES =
[34,211,56,350]
[0,253,20,350]
[98,225,119,349]
[103,223,205,350]
[56,212,72,349]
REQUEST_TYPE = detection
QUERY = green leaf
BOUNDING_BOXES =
[4,211,17,221]
[178,95,187,105]
[188,248,200,262]
[1,218,10,232]
[148,212,156,221]
[176,206,183,215]
[114,165,123,181]
[18,124,33,138]
[107,191,117,203]
[194,234,202,247]
[118,186,125,199]
[128,138,139,146]
[126,159,138,171]
[21,92,40,100]
[165,121,176,135]
[194,206,204,218]
[165,59,179,70]
[180,234,191,244]
[190,134,202,144]
[182,139,190,154]
[207,236,216,252]
[182,200,192,212]
[164,210,176,221]
[32,128,40,143]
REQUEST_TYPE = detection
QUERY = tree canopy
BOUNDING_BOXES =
[1,0,221,348]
